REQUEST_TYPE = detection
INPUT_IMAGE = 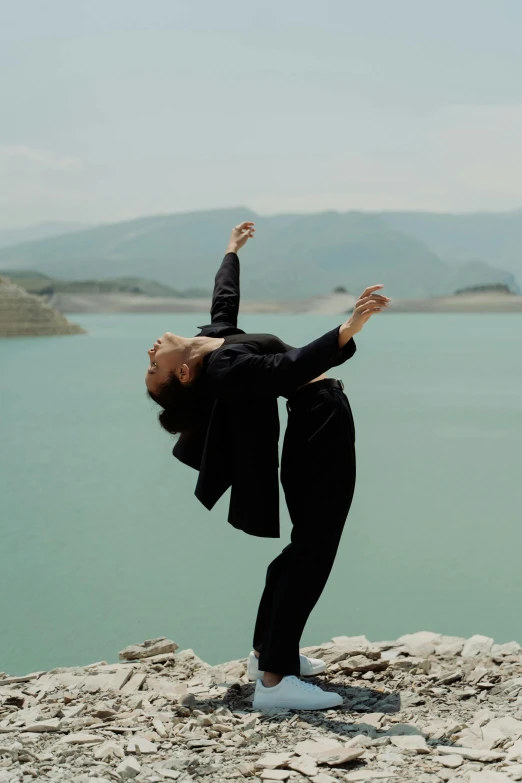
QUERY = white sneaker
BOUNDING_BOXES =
[253,675,343,711]
[247,651,326,681]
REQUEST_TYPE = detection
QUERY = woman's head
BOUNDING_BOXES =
[145,332,194,394]
[146,332,207,435]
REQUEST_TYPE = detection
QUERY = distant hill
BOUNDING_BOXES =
[0,222,91,249]
[0,270,207,298]
[0,276,84,337]
[0,208,516,299]
[454,283,513,295]
[380,211,522,286]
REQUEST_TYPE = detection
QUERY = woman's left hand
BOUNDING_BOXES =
[227,222,255,253]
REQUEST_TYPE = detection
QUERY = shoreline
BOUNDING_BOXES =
[43,291,522,316]
[1,631,522,782]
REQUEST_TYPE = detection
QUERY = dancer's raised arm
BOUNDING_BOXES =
[210,221,255,326]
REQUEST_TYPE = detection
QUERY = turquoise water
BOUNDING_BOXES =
[1,313,522,676]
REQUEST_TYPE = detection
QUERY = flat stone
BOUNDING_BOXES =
[22,719,61,732]
[380,752,404,764]
[315,746,365,766]
[153,719,168,738]
[486,716,522,740]
[61,704,86,719]
[116,756,141,779]
[187,739,217,748]
[468,772,513,783]
[59,732,104,744]
[507,739,522,760]
[462,635,495,658]
[346,735,375,748]
[436,636,465,656]
[390,735,428,753]
[92,703,117,719]
[300,647,347,666]
[127,736,158,754]
[255,752,294,769]
[492,641,522,657]
[437,754,463,768]
[356,713,385,729]
[385,723,424,736]
[340,656,389,674]
[0,674,42,686]
[436,745,506,762]
[345,772,396,781]
[388,657,425,671]
[311,774,339,783]
[149,653,177,664]
[110,667,134,691]
[121,673,147,693]
[504,764,522,780]
[93,740,125,760]
[119,638,179,661]
[397,631,441,657]
[259,771,291,781]
[237,765,256,779]
[287,754,319,777]
[295,739,342,756]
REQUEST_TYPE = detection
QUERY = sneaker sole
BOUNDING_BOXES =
[252,699,343,712]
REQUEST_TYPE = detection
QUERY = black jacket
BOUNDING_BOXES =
[173,252,356,538]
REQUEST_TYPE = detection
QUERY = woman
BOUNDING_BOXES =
[146,221,389,710]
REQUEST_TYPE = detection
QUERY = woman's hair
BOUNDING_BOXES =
[148,371,207,435]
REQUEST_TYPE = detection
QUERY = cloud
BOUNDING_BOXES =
[0,145,82,171]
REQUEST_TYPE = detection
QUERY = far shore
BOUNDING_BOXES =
[47,291,358,316]
[46,290,522,316]
[389,291,522,313]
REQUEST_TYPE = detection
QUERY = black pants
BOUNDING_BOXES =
[253,379,356,675]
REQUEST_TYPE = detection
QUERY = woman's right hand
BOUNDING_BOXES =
[339,285,390,345]
[347,284,390,333]
[227,222,255,253]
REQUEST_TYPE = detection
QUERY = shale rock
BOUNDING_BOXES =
[1,631,521,782]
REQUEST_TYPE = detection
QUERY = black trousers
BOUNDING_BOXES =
[253,379,356,675]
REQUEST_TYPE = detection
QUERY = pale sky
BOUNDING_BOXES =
[1,0,522,229]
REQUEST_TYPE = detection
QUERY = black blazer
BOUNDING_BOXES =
[173,252,356,538]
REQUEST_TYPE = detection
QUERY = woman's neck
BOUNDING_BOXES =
[187,336,225,366]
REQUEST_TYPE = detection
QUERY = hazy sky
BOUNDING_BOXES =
[2,0,522,228]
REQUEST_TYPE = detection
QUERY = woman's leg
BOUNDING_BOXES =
[255,383,356,677]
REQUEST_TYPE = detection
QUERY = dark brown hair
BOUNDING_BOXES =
[148,371,207,435]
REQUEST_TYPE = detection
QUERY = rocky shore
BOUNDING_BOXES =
[0,277,84,337]
[2,632,522,783]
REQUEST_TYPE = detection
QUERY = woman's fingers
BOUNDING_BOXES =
[235,221,255,231]
[357,295,389,306]
[355,299,387,313]
[360,284,384,298]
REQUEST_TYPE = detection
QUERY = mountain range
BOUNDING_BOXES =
[0,208,519,299]
[0,222,91,249]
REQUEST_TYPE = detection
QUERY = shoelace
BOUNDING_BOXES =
[285,675,320,692]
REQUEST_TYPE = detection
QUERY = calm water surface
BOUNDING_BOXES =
[1,313,521,675]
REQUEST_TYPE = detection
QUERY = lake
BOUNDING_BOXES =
[1,313,521,676]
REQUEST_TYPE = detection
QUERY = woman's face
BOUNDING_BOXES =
[145,332,185,392]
